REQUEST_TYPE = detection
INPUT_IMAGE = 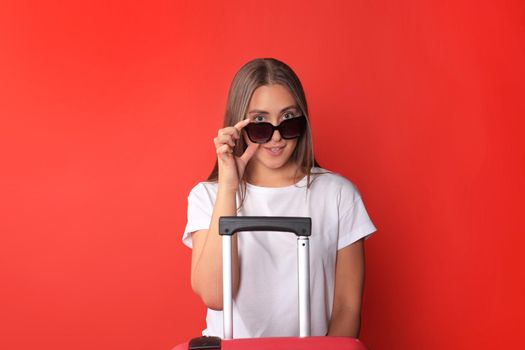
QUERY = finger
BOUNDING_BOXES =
[216,144,233,154]
[218,135,235,147]
[240,141,260,164]
[233,118,252,132]
[215,134,236,148]
[219,127,241,140]
[216,144,233,161]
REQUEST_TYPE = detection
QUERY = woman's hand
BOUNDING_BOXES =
[192,119,256,309]
[214,119,259,192]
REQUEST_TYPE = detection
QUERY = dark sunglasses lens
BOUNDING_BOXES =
[246,123,273,143]
[280,116,306,139]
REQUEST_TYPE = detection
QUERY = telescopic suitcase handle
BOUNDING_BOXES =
[219,216,311,237]
[219,216,312,340]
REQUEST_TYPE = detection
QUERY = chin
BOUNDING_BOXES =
[264,160,290,169]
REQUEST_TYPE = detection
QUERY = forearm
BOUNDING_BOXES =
[192,185,239,310]
[327,306,361,338]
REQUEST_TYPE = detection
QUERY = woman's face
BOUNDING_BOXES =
[243,84,301,171]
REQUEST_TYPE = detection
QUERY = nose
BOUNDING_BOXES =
[271,129,282,141]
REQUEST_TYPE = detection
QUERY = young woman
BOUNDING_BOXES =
[182,58,377,339]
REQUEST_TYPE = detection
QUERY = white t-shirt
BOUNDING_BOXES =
[182,167,377,339]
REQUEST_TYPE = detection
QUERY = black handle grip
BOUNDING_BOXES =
[219,216,311,237]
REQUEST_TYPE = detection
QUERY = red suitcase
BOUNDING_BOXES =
[173,216,368,350]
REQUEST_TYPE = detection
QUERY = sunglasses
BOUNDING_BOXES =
[244,116,307,144]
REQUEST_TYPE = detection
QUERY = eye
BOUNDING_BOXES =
[282,112,296,120]
[253,115,266,122]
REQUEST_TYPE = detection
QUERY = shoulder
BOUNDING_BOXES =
[310,167,361,197]
[187,181,219,200]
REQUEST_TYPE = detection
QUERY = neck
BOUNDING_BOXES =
[245,161,305,187]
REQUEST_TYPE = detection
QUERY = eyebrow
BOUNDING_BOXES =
[247,105,298,115]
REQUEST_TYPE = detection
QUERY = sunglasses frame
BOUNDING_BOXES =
[243,116,307,144]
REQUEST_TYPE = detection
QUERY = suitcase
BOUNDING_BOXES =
[173,216,368,350]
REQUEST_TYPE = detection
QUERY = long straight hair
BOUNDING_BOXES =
[206,58,323,210]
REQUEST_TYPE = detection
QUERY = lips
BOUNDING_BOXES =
[265,146,285,156]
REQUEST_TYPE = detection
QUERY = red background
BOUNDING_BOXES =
[1,1,524,349]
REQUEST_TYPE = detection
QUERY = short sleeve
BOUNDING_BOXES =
[337,184,377,250]
[182,183,214,249]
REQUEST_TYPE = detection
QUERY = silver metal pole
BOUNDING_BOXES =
[297,237,311,337]
[222,235,233,339]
